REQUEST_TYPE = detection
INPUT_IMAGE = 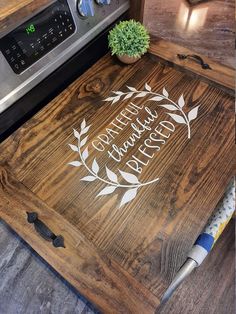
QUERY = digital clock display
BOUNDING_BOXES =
[0,0,75,74]
[26,24,36,35]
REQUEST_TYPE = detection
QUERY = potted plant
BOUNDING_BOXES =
[108,20,150,64]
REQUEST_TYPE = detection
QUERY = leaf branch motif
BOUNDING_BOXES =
[69,84,199,207]
[104,83,199,139]
[68,119,159,207]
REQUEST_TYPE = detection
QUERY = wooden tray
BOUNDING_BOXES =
[0,40,234,313]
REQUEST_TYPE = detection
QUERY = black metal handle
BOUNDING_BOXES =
[26,212,65,248]
[177,54,212,70]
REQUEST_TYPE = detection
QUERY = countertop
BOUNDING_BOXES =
[143,0,235,69]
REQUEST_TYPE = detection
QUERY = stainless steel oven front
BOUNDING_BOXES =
[0,0,129,115]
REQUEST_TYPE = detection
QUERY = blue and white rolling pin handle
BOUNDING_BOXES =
[162,178,235,303]
[188,179,235,265]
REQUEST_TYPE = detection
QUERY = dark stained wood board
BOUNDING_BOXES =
[0,166,159,313]
[148,39,234,93]
[0,43,235,312]
[129,0,145,22]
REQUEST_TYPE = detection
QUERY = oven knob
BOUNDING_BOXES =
[95,0,111,5]
[77,0,94,17]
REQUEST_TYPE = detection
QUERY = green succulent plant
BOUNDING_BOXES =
[108,20,150,58]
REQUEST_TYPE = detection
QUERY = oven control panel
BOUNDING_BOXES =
[0,0,129,114]
[0,0,75,74]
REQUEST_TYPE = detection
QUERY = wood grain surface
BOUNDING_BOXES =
[148,39,234,93]
[0,166,159,314]
[129,0,145,22]
[142,0,235,69]
[0,215,234,313]
[0,0,54,35]
[0,45,234,312]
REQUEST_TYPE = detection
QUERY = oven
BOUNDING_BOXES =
[0,0,129,141]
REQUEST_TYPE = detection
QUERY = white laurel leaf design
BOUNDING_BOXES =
[119,170,140,184]
[166,113,186,124]
[82,147,89,161]
[73,129,80,139]
[188,106,199,122]
[69,144,79,152]
[69,117,159,207]
[159,104,177,111]
[104,97,116,102]
[81,176,96,182]
[92,158,99,174]
[134,92,148,98]
[145,83,152,91]
[106,167,118,183]
[124,93,133,100]
[103,84,198,139]
[120,188,138,207]
[68,161,82,167]
[80,125,91,135]
[69,121,159,207]
[163,87,169,98]
[127,86,137,92]
[68,83,200,206]
[178,94,185,108]
[80,136,88,148]
[97,186,117,196]
[112,96,120,104]
[149,96,164,101]
[81,119,86,130]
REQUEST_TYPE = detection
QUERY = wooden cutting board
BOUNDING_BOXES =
[0,39,234,313]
